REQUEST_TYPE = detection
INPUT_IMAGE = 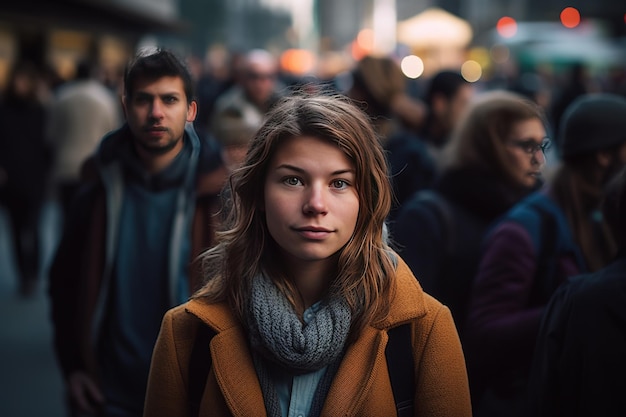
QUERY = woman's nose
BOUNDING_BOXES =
[303,186,328,215]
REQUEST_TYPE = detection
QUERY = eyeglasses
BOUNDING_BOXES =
[509,138,551,155]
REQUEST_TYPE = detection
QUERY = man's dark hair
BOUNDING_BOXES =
[123,48,194,103]
[424,70,468,106]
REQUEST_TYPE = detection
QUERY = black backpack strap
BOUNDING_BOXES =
[386,323,414,417]
[189,322,216,417]
[533,203,560,304]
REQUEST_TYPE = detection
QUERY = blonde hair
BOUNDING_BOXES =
[194,93,396,340]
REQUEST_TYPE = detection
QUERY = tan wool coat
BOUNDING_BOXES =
[143,256,472,417]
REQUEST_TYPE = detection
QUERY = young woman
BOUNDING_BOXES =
[143,94,471,417]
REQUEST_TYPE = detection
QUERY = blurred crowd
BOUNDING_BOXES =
[1,44,626,417]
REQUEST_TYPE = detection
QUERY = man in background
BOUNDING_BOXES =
[49,48,228,417]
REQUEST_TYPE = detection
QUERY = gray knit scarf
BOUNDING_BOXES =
[247,272,351,417]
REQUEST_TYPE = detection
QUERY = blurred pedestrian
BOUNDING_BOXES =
[46,59,122,222]
[392,90,548,343]
[0,60,50,296]
[385,69,474,220]
[191,47,244,137]
[211,107,258,172]
[345,54,425,142]
[48,48,228,417]
[465,93,626,417]
[417,70,475,166]
[143,93,472,417]
[528,165,626,417]
[342,54,428,222]
[549,62,596,144]
[211,48,282,136]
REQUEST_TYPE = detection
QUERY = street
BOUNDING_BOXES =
[0,203,65,417]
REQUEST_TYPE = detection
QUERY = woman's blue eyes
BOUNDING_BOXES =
[282,177,349,189]
[284,177,301,186]
[332,179,348,189]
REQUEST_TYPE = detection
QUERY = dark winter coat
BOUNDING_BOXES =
[0,95,50,203]
[528,256,626,417]
[48,124,229,380]
[385,129,436,222]
[391,168,530,338]
[465,190,587,414]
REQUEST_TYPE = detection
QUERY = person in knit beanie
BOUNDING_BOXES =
[466,92,626,417]
[558,93,626,160]
[528,165,626,417]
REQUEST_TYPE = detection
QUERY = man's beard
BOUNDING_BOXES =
[134,135,180,156]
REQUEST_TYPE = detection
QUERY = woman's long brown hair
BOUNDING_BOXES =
[194,93,396,341]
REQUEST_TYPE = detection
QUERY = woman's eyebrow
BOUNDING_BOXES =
[275,164,354,176]
[274,164,305,173]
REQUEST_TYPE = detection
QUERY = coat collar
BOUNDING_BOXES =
[374,254,427,329]
[184,253,425,416]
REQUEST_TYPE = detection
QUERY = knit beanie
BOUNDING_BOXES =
[559,93,626,158]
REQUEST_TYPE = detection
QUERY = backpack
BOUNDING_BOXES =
[503,192,587,306]
[188,322,414,417]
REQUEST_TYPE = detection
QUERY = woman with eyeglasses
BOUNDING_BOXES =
[465,93,626,417]
[390,89,549,413]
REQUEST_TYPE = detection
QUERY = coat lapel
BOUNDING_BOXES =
[184,254,425,417]
[211,326,267,417]
[187,300,267,417]
[321,326,386,416]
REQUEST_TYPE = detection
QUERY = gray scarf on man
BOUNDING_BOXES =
[247,273,351,417]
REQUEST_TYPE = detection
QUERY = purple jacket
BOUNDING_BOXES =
[465,191,584,407]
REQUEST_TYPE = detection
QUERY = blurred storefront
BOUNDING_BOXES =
[0,0,186,90]
[397,7,473,77]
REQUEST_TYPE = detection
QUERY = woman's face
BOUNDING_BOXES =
[263,135,359,269]
[505,117,548,188]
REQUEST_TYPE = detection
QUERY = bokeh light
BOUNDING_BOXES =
[496,16,518,38]
[490,43,510,64]
[468,47,490,70]
[560,7,581,28]
[280,49,316,75]
[357,28,375,51]
[351,28,375,60]
[400,55,424,79]
[461,60,482,82]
